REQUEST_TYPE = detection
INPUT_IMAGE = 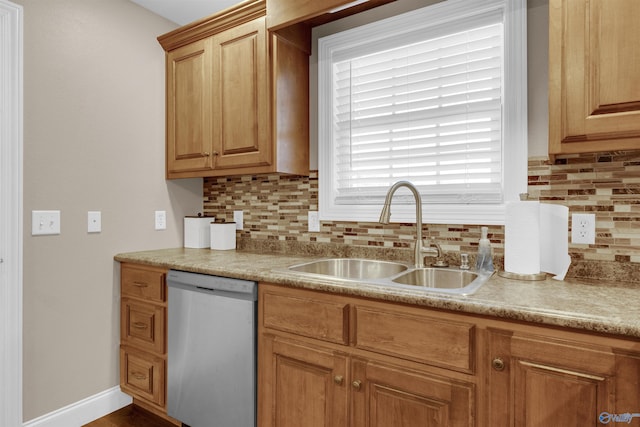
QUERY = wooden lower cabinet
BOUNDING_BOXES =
[119,263,179,425]
[261,335,349,427]
[260,334,473,427]
[351,358,474,427]
[258,283,477,427]
[486,328,640,427]
[120,346,166,407]
[258,282,640,427]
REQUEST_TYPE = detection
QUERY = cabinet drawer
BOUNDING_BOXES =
[355,305,475,373]
[120,346,165,407]
[121,298,165,354]
[262,290,349,345]
[121,264,166,302]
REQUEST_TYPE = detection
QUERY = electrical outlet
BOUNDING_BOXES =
[233,210,244,230]
[308,211,320,232]
[571,213,595,244]
[155,210,167,230]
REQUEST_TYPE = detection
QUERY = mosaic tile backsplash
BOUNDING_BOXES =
[203,151,640,283]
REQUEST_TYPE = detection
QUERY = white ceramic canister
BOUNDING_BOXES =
[210,220,236,250]
[184,215,215,248]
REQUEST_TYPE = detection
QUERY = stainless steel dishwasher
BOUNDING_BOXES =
[166,270,257,427]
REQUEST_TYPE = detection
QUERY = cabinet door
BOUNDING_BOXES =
[549,0,640,155]
[166,38,214,175]
[211,17,270,170]
[120,346,165,407]
[351,358,475,427]
[487,329,617,427]
[121,297,165,354]
[259,335,348,427]
[121,264,166,303]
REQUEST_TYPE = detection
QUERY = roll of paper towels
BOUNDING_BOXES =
[504,201,541,275]
[504,201,571,280]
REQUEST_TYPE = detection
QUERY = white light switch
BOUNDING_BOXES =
[88,211,101,233]
[155,210,167,230]
[308,211,320,232]
[32,210,61,236]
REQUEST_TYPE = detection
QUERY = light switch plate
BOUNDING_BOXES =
[32,210,61,236]
[233,210,243,230]
[308,211,320,232]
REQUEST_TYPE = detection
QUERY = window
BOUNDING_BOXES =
[318,0,527,225]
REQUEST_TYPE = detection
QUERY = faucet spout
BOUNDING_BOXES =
[379,181,426,268]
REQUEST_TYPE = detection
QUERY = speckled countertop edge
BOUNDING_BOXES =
[114,247,640,339]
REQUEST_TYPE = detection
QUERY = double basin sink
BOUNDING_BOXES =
[284,258,493,295]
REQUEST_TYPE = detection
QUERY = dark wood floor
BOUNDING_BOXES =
[83,405,179,427]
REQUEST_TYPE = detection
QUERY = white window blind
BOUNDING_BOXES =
[318,0,527,224]
[333,23,503,205]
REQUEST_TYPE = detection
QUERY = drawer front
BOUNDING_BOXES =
[120,346,165,407]
[262,290,349,345]
[355,305,475,373]
[121,264,166,302]
[121,298,165,354]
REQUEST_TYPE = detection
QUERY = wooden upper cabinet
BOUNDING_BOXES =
[212,17,270,171]
[549,0,640,157]
[166,39,213,174]
[158,0,309,179]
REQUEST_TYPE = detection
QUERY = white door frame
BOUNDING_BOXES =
[0,1,23,426]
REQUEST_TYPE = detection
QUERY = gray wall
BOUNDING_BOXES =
[17,0,202,420]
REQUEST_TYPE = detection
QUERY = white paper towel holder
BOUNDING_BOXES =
[497,270,547,281]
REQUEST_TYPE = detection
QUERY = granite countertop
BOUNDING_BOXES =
[114,247,640,339]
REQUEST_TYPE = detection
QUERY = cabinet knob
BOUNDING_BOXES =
[213,151,219,156]
[333,375,344,385]
[492,357,505,371]
[352,380,362,391]
[203,152,210,157]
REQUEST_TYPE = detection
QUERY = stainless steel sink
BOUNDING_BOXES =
[282,258,493,295]
[287,258,409,280]
[390,267,492,295]
[392,268,477,288]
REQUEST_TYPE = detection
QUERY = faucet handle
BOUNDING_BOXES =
[428,239,449,268]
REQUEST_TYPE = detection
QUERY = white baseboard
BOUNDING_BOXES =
[23,386,132,427]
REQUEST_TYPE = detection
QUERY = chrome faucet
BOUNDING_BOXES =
[379,181,439,268]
